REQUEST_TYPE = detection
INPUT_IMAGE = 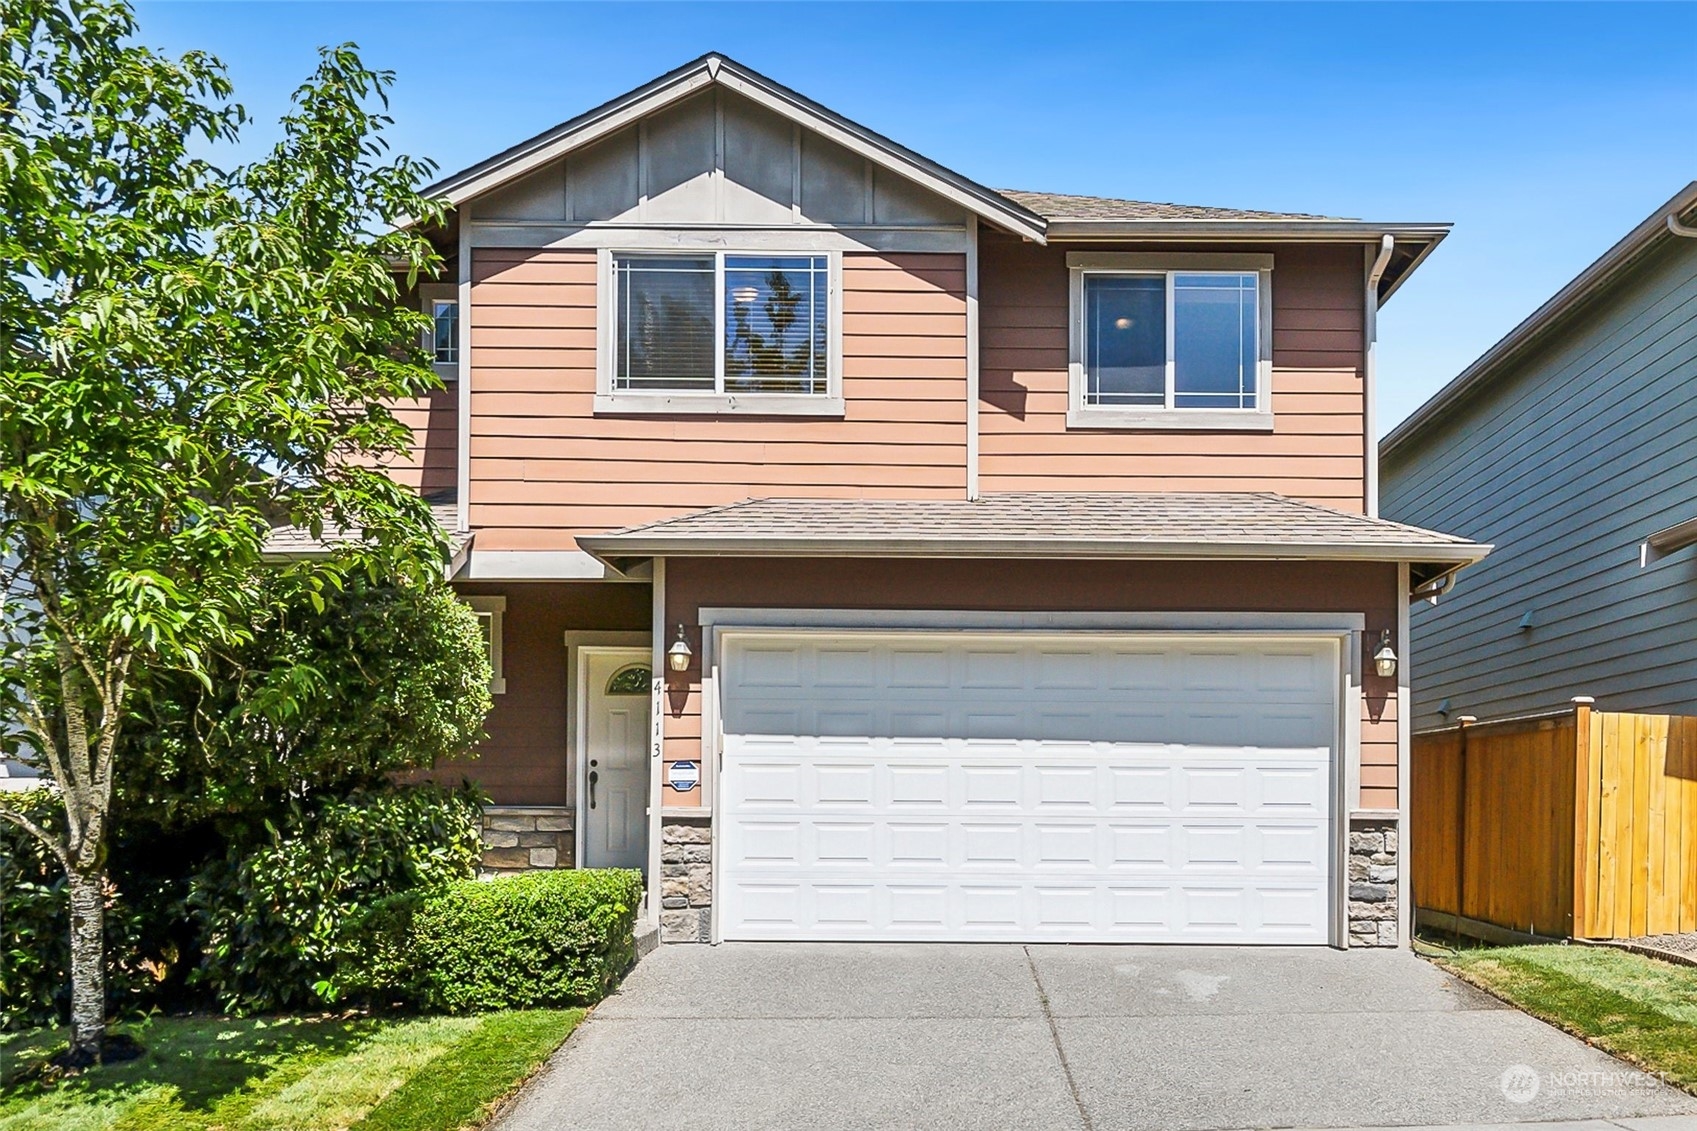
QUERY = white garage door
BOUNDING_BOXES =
[717,632,1339,944]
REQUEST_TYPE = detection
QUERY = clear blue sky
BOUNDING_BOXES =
[137,1,1697,435]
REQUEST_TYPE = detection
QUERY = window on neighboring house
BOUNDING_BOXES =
[419,283,459,381]
[1068,254,1272,429]
[465,596,506,695]
[603,252,838,410]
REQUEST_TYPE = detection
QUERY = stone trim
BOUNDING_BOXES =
[480,805,574,876]
[1347,817,1399,947]
[659,815,711,942]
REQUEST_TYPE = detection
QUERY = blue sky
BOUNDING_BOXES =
[137,1,1697,435]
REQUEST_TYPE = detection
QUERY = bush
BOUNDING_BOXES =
[1,790,155,1030]
[190,783,484,1013]
[341,869,643,1013]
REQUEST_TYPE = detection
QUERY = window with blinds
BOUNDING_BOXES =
[613,253,831,395]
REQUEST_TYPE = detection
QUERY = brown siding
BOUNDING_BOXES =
[387,385,458,495]
[468,248,968,550]
[426,581,650,805]
[662,558,1400,810]
[977,235,1367,510]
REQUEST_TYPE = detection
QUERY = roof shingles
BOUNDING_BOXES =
[998,190,1349,224]
[581,493,1483,561]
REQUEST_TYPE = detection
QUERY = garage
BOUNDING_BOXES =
[715,631,1342,944]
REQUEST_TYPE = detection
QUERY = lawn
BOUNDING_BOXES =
[1434,942,1697,1092]
[0,1009,582,1131]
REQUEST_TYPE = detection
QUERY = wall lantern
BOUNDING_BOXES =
[667,625,694,672]
[1372,629,1398,679]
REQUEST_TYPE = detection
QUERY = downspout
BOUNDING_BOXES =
[1670,214,1697,238]
[1364,235,1395,517]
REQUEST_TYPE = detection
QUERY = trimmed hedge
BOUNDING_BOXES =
[343,868,643,1012]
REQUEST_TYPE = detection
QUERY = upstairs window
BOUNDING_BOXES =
[419,283,459,381]
[602,251,839,412]
[1068,254,1272,430]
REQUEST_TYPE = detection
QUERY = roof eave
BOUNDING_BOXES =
[417,53,1049,244]
[576,534,1491,570]
[1042,219,1452,242]
[1382,181,1697,461]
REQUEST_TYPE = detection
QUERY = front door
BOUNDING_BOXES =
[582,649,652,871]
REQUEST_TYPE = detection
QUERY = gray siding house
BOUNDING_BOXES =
[1382,182,1697,730]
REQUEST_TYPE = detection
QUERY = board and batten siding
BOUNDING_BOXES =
[661,558,1402,811]
[1382,236,1697,729]
[468,247,968,550]
[976,235,1368,510]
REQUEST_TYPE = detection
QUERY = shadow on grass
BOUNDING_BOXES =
[1,1014,378,1113]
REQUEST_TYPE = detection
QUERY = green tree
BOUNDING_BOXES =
[0,0,449,1062]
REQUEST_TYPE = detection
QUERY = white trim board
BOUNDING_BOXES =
[462,550,637,581]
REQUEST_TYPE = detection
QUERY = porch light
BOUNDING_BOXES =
[667,625,693,672]
[1372,630,1397,679]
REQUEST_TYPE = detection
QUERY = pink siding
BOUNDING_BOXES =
[468,248,968,550]
[387,386,457,495]
[977,236,1368,511]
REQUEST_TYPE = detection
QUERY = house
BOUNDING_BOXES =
[1381,182,1697,729]
[373,53,1487,948]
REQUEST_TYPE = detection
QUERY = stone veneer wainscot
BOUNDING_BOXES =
[479,806,574,876]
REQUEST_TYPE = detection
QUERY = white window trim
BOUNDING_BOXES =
[466,595,507,695]
[1066,252,1274,431]
[594,248,845,416]
[419,282,460,384]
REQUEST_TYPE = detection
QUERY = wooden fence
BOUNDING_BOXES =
[1412,702,1697,940]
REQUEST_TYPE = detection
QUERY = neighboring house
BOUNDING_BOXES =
[1382,183,1697,730]
[295,53,1487,949]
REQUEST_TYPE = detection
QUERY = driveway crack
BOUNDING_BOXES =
[1024,945,1094,1131]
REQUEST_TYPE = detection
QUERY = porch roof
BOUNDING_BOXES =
[577,492,1489,590]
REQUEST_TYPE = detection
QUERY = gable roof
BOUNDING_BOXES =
[577,492,1488,587]
[423,52,1049,243]
[422,53,1450,302]
[1382,181,1697,460]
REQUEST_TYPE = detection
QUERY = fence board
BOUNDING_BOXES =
[1418,707,1697,941]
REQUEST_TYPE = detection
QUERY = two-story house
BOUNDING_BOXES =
[380,54,1486,948]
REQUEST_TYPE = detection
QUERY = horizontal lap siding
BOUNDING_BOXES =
[1382,238,1697,727]
[388,387,457,495]
[977,236,1366,509]
[469,248,968,550]
[661,558,1401,810]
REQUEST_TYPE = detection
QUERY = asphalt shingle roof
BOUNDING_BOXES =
[998,190,1349,223]
[580,493,1482,561]
[262,502,468,558]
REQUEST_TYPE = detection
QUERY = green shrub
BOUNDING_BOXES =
[190,783,483,1013]
[342,869,643,1013]
[1,790,155,1030]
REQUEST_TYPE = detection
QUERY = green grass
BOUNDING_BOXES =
[1435,942,1697,1092]
[0,1009,582,1131]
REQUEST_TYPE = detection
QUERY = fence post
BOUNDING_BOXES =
[1455,715,1476,922]
[1571,696,1595,938]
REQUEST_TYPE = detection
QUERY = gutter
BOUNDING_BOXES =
[1382,180,1697,460]
[577,533,1490,568]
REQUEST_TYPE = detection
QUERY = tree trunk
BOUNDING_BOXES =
[66,867,106,1064]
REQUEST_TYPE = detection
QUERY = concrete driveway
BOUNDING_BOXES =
[494,944,1697,1131]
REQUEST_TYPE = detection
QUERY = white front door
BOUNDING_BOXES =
[717,632,1339,944]
[582,649,651,871]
